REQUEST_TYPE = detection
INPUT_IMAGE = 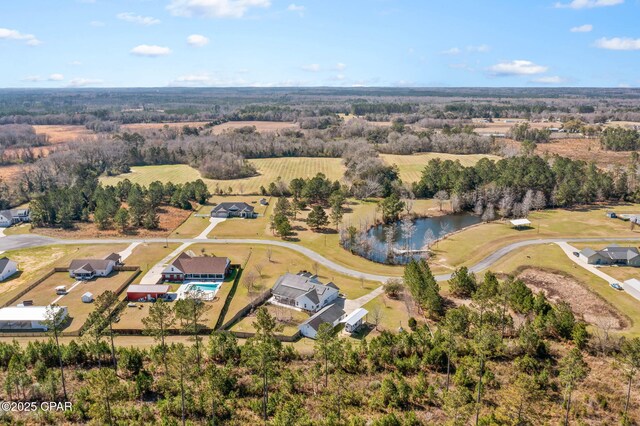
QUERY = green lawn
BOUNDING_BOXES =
[380,153,500,185]
[100,158,346,195]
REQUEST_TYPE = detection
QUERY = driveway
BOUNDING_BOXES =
[196,218,225,240]
[139,242,192,285]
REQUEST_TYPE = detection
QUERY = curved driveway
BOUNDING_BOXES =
[3,235,640,283]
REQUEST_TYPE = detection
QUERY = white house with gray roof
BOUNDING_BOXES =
[299,301,346,339]
[271,272,339,312]
[211,202,256,219]
[0,209,30,228]
[579,245,640,266]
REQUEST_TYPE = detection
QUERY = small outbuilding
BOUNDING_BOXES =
[81,292,94,303]
[127,284,170,301]
[343,308,368,334]
[510,218,531,229]
[0,257,18,282]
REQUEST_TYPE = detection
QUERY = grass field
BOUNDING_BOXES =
[431,203,640,274]
[100,158,346,195]
[380,153,500,184]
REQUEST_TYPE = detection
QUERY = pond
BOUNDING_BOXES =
[363,214,482,264]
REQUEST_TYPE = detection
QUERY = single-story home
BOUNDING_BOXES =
[271,272,340,313]
[81,292,94,303]
[579,245,640,266]
[343,308,368,334]
[299,302,347,339]
[0,209,30,228]
[127,284,170,301]
[68,253,120,280]
[162,252,230,282]
[211,202,256,219]
[0,257,18,281]
[0,305,68,331]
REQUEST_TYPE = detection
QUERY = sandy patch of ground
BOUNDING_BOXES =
[31,205,192,239]
[211,121,298,134]
[518,268,628,330]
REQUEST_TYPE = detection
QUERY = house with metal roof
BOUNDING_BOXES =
[579,245,640,266]
[210,202,256,219]
[0,257,18,281]
[162,252,230,282]
[271,272,340,313]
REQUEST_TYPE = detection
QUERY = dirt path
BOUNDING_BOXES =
[518,268,628,330]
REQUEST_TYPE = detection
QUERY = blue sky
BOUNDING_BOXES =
[0,0,639,88]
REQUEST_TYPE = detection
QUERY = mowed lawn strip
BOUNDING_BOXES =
[486,243,640,337]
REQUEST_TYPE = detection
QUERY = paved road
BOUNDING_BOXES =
[3,235,640,283]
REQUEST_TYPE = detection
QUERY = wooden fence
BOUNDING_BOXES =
[219,289,272,331]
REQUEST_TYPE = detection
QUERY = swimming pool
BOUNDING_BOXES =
[176,281,222,300]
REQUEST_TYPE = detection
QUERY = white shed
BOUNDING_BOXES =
[81,292,94,303]
[343,308,368,334]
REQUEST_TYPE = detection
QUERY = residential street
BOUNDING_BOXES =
[3,234,640,283]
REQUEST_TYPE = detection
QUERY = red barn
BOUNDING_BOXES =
[127,285,170,302]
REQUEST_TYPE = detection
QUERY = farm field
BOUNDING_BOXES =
[100,158,346,194]
[32,124,97,143]
[120,121,210,132]
[472,119,563,135]
[210,120,298,134]
[380,152,500,184]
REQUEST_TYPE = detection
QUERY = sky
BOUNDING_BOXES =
[1,0,639,88]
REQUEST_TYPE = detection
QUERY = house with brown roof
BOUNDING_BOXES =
[161,252,230,282]
[68,253,120,280]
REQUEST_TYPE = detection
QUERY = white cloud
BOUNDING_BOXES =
[335,62,347,71]
[117,12,161,26]
[489,60,548,76]
[442,47,461,55]
[167,0,271,18]
[66,78,103,88]
[467,44,490,53]
[187,34,210,47]
[0,28,41,46]
[301,63,320,72]
[90,21,105,27]
[48,74,64,81]
[595,37,640,50]
[571,24,593,33]
[288,4,305,15]
[130,44,172,57]
[555,0,623,9]
[531,76,567,84]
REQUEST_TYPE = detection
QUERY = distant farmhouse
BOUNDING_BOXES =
[579,245,640,266]
[211,202,256,219]
[0,257,18,281]
[271,272,340,313]
[68,253,121,280]
[162,252,230,282]
[0,208,30,228]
